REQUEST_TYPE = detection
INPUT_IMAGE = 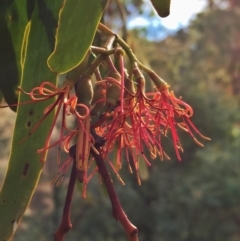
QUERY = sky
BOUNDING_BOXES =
[128,0,207,39]
[160,0,207,29]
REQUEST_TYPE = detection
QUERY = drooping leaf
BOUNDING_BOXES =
[150,0,171,18]
[47,0,107,74]
[0,0,29,110]
[0,0,63,239]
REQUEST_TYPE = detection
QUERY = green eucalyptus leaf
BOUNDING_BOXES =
[0,0,62,239]
[150,0,171,18]
[0,0,29,111]
[47,0,107,74]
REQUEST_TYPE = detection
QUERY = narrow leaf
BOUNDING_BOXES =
[0,0,62,239]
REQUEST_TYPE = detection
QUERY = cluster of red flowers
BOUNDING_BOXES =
[2,50,210,196]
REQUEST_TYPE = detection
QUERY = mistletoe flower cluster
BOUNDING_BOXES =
[1,33,210,194]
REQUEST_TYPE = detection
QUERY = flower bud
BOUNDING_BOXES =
[91,83,106,116]
[105,71,121,106]
[76,73,93,114]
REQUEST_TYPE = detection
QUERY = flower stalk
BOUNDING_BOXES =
[54,156,77,241]
[91,144,139,241]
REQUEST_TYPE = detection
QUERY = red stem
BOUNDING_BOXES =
[54,160,76,241]
[91,147,139,241]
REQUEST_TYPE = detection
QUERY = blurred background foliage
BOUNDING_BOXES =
[1,0,240,240]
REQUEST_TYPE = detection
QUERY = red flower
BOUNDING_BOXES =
[19,81,89,160]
